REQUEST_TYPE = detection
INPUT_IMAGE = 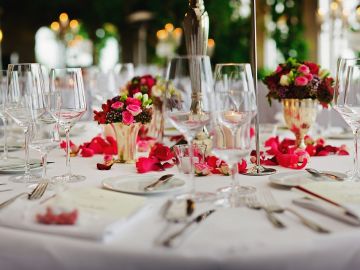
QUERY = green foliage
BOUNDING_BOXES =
[267,0,309,61]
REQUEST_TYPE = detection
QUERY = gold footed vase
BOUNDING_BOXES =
[111,122,141,164]
[145,103,164,142]
[282,99,318,148]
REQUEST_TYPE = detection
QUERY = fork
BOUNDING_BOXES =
[246,194,285,228]
[0,180,49,210]
[262,189,330,233]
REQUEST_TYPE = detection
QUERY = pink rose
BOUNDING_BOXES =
[298,64,310,74]
[294,76,309,86]
[111,101,124,110]
[122,110,134,125]
[126,104,142,116]
[126,97,141,106]
[305,73,313,81]
[275,65,282,73]
[194,163,211,176]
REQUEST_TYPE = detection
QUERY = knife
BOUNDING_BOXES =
[144,174,174,191]
[293,186,359,219]
[293,197,360,226]
[161,209,216,247]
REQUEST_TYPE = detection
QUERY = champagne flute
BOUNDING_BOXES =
[0,70,23,166]
[50,68,87,183]
[211,63,257,205]
[5,63,45,183]
[164,55,213,200]
[334,58,360,181]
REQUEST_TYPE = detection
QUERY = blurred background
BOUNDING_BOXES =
[0,0,359,75]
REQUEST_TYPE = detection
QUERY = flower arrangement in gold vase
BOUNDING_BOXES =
[264,58,335,148]
[94,93,152,163]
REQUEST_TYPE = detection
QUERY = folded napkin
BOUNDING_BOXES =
[292,182,360,226]
[0,188,147,242]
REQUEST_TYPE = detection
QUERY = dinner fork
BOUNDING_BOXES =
[262,189,330,233]
[0,180,49,209]
[246,194,285,228]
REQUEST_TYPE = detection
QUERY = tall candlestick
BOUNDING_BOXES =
[246,0,276,176]
[183,0,209,114]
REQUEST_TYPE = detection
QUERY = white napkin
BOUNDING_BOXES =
[0,188,147,242]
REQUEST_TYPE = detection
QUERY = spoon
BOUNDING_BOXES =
[305,168,344,181]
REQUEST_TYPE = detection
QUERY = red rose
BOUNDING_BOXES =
[141,75,156,89]
[149,143,174,161]
[94,110,107,124]
[80,148,95,157]
[206,155,221,168]
[136,157,163,173]
[125,97,142,106]
[237,159,247,173]
[304,62,319,75]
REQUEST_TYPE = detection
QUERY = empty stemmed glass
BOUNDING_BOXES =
[164,55,213,200]
[333,58,360,181]
[211,63,257,205]
[50,68,87,183]
[113,63,134,90]
[29,89,60,182]
[0,70,23,166]
[5,63,46,183]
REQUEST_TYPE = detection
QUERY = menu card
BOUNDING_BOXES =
[48,187,146,219]
[294,182,360,204]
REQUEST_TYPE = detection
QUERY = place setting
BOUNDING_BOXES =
[1,0,360,269]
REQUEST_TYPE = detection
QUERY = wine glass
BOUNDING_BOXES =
[211,63,257,205]
[29,89,60,182]
[50,68,87,183]
[333,58,360,181]
[0,70,23,166]
[164,55,213,200]
[5,63,46,183]
[113,63,134,91]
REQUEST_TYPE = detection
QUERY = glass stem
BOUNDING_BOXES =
[65,127,71,177]
[2,117,8,159]
[230,128,238,189]
[24,127,30,177]
[41,152,48,179]
[188,138,195,196]
[354,129,359,176]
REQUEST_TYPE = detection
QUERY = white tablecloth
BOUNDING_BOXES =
[0,122,358,270]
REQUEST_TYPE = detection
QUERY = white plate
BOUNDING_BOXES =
[0,159,42,174]
[327,132,353,140]
[0,145,23,152]
[269,171,347,187]
[102,174,186,195]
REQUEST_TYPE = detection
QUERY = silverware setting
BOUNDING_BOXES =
[0,180,49,209]
[155,199,195,246]
[246,193,285,228]
[144,174,174,191]
[161,209,216,247]
[305,168,344,181]
[262,189,330,234]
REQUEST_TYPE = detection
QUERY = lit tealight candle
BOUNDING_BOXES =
[224,111,243,123]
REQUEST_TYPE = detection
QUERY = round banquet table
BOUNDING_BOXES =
[0,122,358,270]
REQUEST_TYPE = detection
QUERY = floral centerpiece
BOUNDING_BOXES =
[264,58,335,148]
[94,93,152,163]
[122,74,178,142]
